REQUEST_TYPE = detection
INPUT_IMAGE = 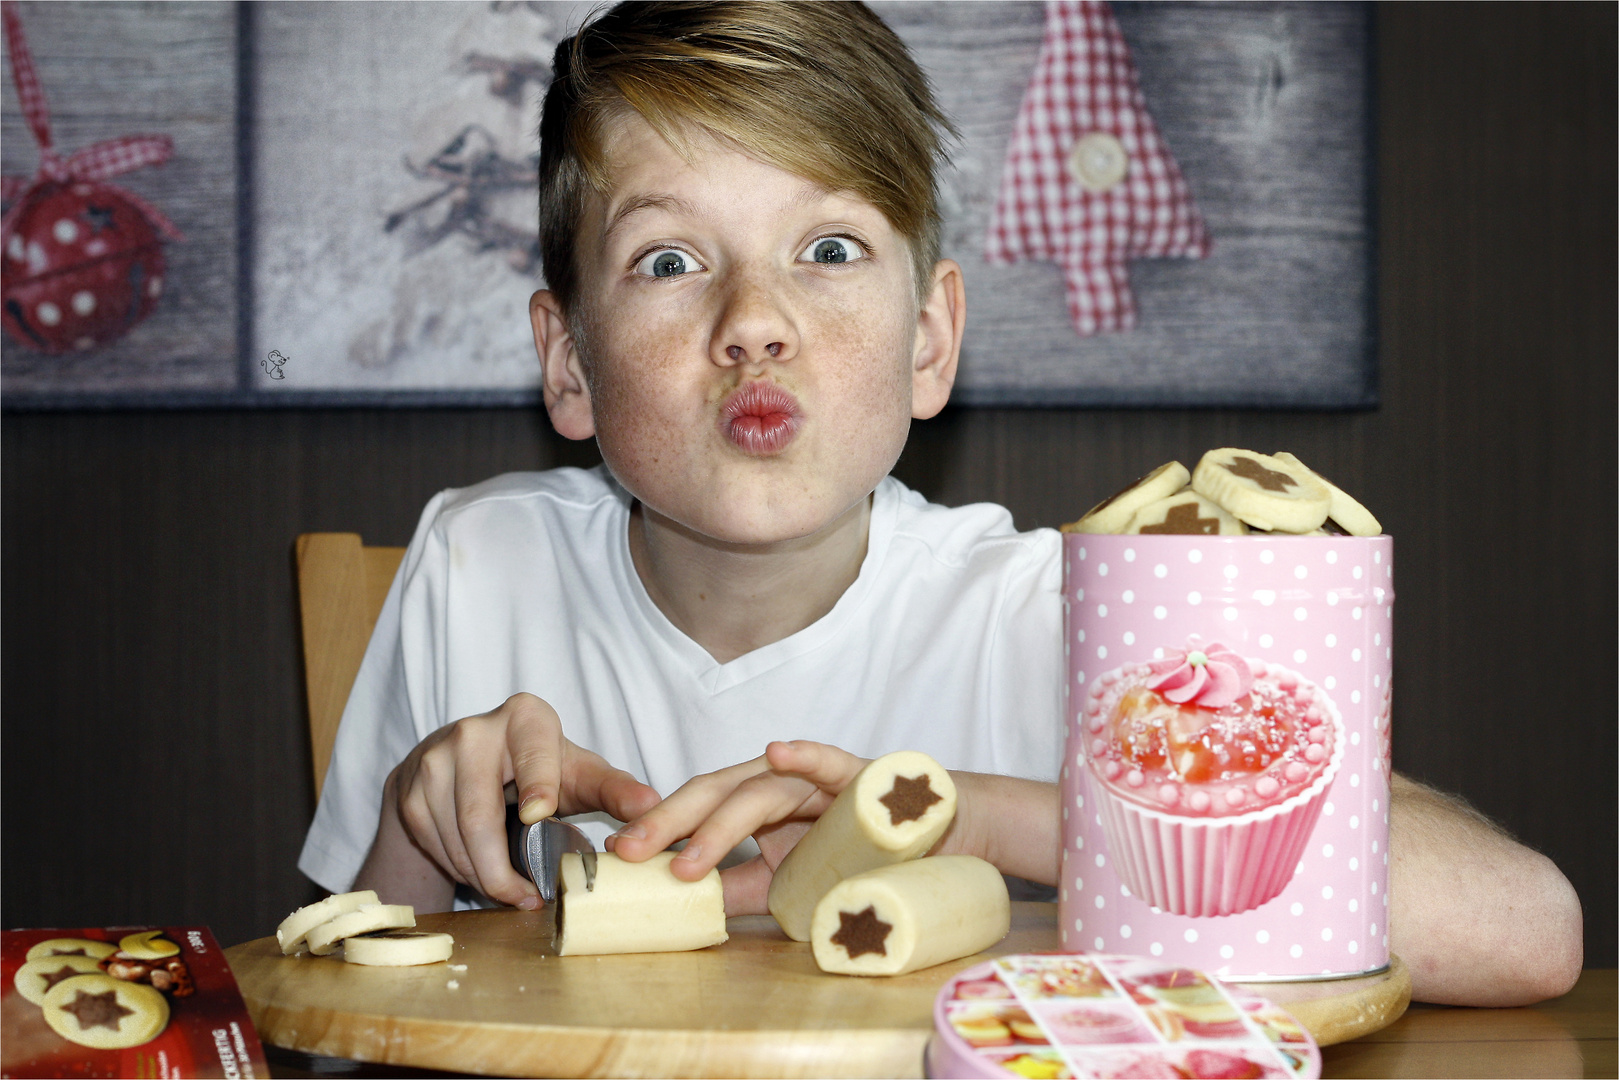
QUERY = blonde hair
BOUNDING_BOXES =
[537,1,955,312]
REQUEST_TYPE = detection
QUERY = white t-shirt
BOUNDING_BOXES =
[299,466,1064,896]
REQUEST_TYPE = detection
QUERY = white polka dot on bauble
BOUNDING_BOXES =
[1290,944,1303,958]
[1259,634,1273,648]
[1256,930,1270,944]
[1150,942,1164,956]
[36,301,61,326]
[1120,924,1132,938]
[1260,549,1275,564]
[1295,565,1308,579]
[5,234,22,260]
[1154,606,1167,620]
[1220,945,1234,959]
[1154,564,1167,578]
[71,291,96,316]
[53,218,79,244]
[1188,549,1202,563]
[144,275,162,297]
[1187,591,1202,605]
[73,337,94,350]
[1294,607,1308,621]
[1290,903,1304,916]
[1098,563,1109,577]
[1184,929,1198,943]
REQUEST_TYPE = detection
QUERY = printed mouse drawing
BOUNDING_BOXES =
[0,1,183,356]
[261,350,288,380]
[1079,635,1342,917]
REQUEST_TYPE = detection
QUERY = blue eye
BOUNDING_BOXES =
[801,236,864,264]
[635,249,697,278]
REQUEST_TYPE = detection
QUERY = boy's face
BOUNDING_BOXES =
[532,112,962,548]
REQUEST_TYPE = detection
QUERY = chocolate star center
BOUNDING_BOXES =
[59,988,134,1032]
[39,965,89,993]
[1140,502,1220,535]
[1224,456,1296,493]
[878,774,943,825]
[830,905,893,959]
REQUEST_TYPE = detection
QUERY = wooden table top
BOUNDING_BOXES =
[226,904,1615,1079]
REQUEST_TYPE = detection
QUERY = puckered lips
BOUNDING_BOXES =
[720,380,803,455]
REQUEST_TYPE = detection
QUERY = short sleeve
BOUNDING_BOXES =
[297,492,452,893]
[987,528,1066,782]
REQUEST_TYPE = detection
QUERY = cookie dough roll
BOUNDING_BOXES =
[1061,461,1190,535]
[767,751,958,942]
[554,851,727,957]
[810,856,1010,977]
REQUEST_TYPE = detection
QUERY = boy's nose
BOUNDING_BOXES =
[712,276,798,366]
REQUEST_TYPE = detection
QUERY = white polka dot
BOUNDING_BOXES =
[1327,592,1340,607]
[1326,550,1338,564]
[1074,917,1085,933]
[1122,590,1134,604]
[1150,942,1164,956]
[1352,648,1362,661]
[1259,634,1273,648]
[1350,816,1360,829]
[53,218,79,244]
[1224,607,1239,621]
[1096,645,1108,660]
[1293,649,1307,663]
[1073,875,1084,892]
[1220,945,1234,959]
[1294,607,1308,621]
[1098,563,1109,577]
[1324,802,1335,816]
[1076,588,1085,602]
[1095,854,1106,868]
[1223,564,1238,580]
[1348,940,1358,954]
[1122,631,1135,645]
[1295,565,1308,580]
[1095,895,1105,909]
[1349,899,1358,913]
[1253,590,1276,606]
[1290,903,1304,916]
[1370,923,1378,937]
[1324,676,1336,690]
[73,336,94,350]
[1184,929,1198,943]
[1187,591,1202,606]
[1290,944,1303,958]
[1154,564,1168,578]
[1349,730,1358,744]
[1063,805,1069,821]
[1321,844,1334,858]
[1095,936,1105,950]
[1076,671,1086,685]
[1353,566,1363,579]
[1120,924,1132,938]
[1374,550,1382,564]
[1078,629,1087,642]
[1371,799,1379,813]
[1124,548,1136,562]
[1119,884,1131,897]
[1260,549,1275,564]
[5,234,22,260]
[1351,773,1361,787]
[1188,549,1203,564]
[1353,607,1363,620]
[1351,691,1362,704]
[71,290,95,316]
[1374,633,1383,646]
[36,301,61,326]
[1322,885,1334,900]
[1256,930,1270,944]
[1154,606,1167,620]
[1349,857,1358,871]
[1325,634,1337,647]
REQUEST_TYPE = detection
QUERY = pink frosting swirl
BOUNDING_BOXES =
[1146,637,1253,709]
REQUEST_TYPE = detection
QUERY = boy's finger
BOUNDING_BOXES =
[762,739,868,792]
[448,710,541,907]
[610,756,772,861]
[562,750,662,823]
[669,771,821,880]
[503,694,566,825]
[718,855,774,918]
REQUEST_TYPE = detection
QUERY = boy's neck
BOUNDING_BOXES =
[627,496,872,665]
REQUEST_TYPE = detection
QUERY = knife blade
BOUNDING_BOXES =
[506,805,597,903]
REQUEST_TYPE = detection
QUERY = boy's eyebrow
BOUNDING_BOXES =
[601,193,701,244]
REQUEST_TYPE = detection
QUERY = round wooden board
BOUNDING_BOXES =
[225,903,1407,1078]
[1234,955,1411,1047]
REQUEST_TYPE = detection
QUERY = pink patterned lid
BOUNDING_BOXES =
[927,954,1320,1080]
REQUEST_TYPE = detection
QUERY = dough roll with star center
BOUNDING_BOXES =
[767,750,957,942]
[811,855,1011,976]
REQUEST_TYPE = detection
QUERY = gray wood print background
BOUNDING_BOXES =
[2,1,1372,408]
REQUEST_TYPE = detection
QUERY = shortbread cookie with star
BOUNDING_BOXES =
[1062,461,1190,534]
[1191,449,1331,533]
[768,751,957,942]
[1124,491,1247,536]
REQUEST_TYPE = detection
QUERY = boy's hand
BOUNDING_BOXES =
[387,693,661,909]
[607,740,868,915]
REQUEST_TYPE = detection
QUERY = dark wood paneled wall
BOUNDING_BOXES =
[4,5,1614,962]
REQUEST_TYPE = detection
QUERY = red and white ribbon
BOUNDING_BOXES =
[1,1,182,239]
[985,0,1207,336]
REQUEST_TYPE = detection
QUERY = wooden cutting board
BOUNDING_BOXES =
[224,902,1407,1079]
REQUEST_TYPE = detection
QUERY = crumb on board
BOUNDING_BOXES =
[448,963,467,971]
[447,979,460,990]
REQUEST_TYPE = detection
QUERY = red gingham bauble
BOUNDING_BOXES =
[2,180,165,354]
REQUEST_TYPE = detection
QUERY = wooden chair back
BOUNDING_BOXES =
[296,533,405,800]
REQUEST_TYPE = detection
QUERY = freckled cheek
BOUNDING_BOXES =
[587,333,701,470]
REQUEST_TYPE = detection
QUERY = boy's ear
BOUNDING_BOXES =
[911,259,965,421]
[530,290,596,440]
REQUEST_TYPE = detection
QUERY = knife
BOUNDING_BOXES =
[506,804,597,904]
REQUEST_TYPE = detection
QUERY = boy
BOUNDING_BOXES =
[301,2,1581,1006]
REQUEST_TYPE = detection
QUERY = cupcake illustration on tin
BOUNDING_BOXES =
[1080,635,1343,917]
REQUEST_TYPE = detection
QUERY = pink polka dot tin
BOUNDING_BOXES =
[925,954,1321,1079]
[1061,535,1394,980]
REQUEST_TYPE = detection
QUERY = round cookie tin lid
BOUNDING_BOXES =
[926,954,1320,1080]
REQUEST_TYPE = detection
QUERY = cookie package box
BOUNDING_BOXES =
[926,953,1320,1079]
[2,926,269,1079]
[1061,534,1394,980]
